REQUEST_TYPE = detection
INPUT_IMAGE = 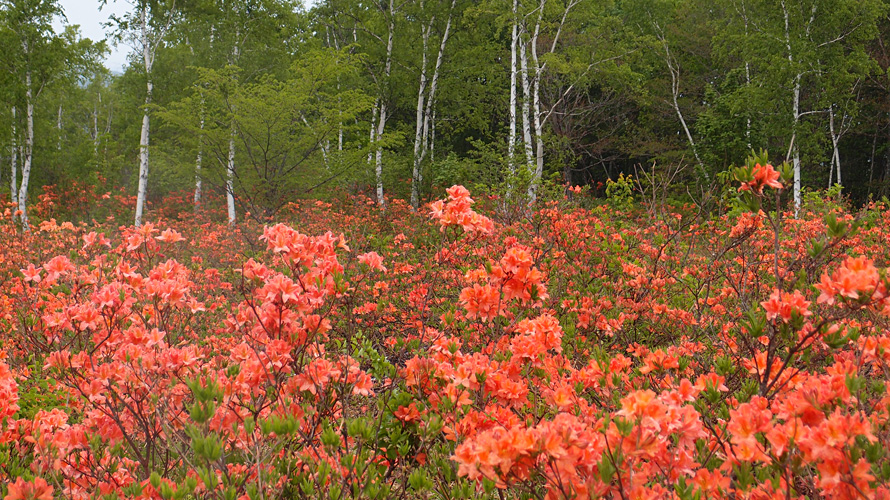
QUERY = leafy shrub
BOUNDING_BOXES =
[1,174,890,499]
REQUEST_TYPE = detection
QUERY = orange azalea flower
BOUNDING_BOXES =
[4,477,54,500]
[761,289,812,322]
[739,163,782,194]
[394,403,421,424]
[0,359,19,420]
[430,185,494,234]
[459,284,502,321]
[20,263,42,283]
[357,251,387,272]
[261,274,302,305]
[500,247,534,275]
[816,256,881,305]
[727,397,772,462]
[42,255,75,280]
[618,389,663,420]
[82,231,111,250]
[156,227,186,243]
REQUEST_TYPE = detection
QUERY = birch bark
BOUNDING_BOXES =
[525,0,580,200]
[782,1,816,212]
[421,9,451,167]
[827,105,845,188]
[786,36,802,210]
[658,28,705,179]
[411,9,431,209]
[369,99,378,166]
[135,4,154,227]
[374,0,394,209]
[743,7,752,150]
[56,105,62,151]
[508,0,518,174]
[227,124,236,223]
[194,95,204,209]
[226,39,240,224]
[411,0,455,208]
[92,91,100,155]
[10,106,17,209]
[519,35,533,169]
[527,0,545,201]
[18,68,34,230]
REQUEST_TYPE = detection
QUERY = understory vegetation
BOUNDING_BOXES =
[2,165,890,499]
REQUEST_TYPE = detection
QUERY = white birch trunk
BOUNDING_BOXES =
[508,0,518,173]
[519,34,533,170]
[744,14,752,150]
[18,70,34,231]
[651,19,706,182]
[321,139,330,170]
[189,37,203,210]
[195,96,204,209]
[56,105,62,151]
[194,149,202,209]
[92,92,100,155]
[665,45,704,178]
[745,64,752,151]
[226,38,240,224]
[782,1,802,211]
[10,106,17,209]
[411,13,431,209]
[134,5,153,227]
[528,0,545,201]
[421,4,452,166]
[790,75,801,210]
[369,99,378,165]
[374,0,394,209]
[430,109,436,162]
[227,129,236,224]
[671,77,704,176]
[410,0,456,208]
[828,106,841,188]
[786,2,817,211]
[135,94,151,227]
[375,102,387,208]
[526,0,578,200]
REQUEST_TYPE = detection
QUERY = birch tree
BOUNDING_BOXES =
[624,0,713,186]
[501,0,593,200]
[523,0,582,200]
[715,0,882,209]
[107,0,177,227]
[410,0,456,208]
[507,0,518,175]
[650,14,706,180]
[176,0,300,220]
[323,0,405,208]
[373,0,395,208]
[9,106,17,207]
[0,0,71,230]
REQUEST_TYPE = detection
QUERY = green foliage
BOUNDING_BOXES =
[2,0,890,220]
[161,48,373,219]
[800,184,848,215]
[605,173,635,210]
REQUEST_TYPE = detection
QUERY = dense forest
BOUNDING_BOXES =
[2,0,890,226]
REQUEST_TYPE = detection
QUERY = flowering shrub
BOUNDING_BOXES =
[1,173,890,499]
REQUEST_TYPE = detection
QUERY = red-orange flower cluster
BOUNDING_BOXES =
[739,163,783,194]
[429,185,494,234]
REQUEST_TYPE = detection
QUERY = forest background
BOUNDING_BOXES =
[2,0,890,226]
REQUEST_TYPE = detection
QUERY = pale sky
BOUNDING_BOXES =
[52,0,314,73]
[53,0,132,72]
